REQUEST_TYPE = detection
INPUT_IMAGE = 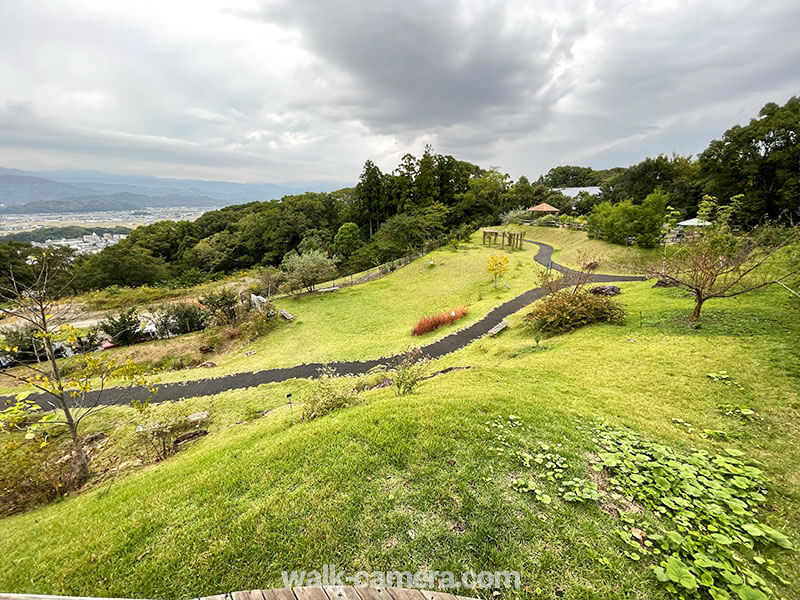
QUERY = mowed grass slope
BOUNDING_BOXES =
[519,226,660,272]
[154,236,543,382]
[0,236,540,395]
[1,243,799,599]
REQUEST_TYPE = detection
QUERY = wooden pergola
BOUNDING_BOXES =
[481,228,524,250]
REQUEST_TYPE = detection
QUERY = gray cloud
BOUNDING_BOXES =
[0,0,797,182]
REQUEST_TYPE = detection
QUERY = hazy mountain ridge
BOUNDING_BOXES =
[0,192,223,214]
[0,166,349,212]
[0,174,90,205]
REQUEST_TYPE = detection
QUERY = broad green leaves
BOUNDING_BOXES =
[493,418,793,599]
[593,426,792,599]
[665,557,698,590]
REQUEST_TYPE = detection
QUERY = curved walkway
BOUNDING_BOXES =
[4,241,644,406]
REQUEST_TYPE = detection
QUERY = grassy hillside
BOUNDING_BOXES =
[519,226,661,272]
[125,237,544,384]
[0,235,538,395]
[1,233,798,599]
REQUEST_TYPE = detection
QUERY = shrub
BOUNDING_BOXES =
[454,223,474,241]
[151,303,207,336]
[0,437,75,516]
[240,308,277,338]
[524,290,625,335]
[171,267,211,287]
[412,306,468,336]
[2,324,45,361]
[201,332,224,351]
[501,208,530,225]
[100,308,141,345]
[135,402,209,461]
[152,354,202,372]
[352,366,392,392]
[301,366,361,421]
[71,327,100,354]
[168,303,207,334]
[393,348,429,395]
[281,249,337,292]
[200,288,238,324]
[279,276,304,297]
[259,266,286,299]
[525,320,544,347]
[534,214,559,227]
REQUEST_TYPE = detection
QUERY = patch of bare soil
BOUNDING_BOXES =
[585,452,644,518]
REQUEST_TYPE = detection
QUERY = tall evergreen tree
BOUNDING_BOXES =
[355,160,383,236]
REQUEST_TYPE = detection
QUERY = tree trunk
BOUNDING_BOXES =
[42,320,90,483]
[690,294,705,322]
[66,414,91,482]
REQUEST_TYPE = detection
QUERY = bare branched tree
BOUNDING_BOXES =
[0,250,155,483]
[644,199,799,321]
[536,249,601,294]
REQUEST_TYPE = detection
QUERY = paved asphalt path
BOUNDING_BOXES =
[3,240,644,406]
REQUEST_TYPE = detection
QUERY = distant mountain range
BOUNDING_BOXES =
[0,167,349,214]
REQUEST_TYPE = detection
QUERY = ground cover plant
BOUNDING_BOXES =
[592,426,792,600]
[490,416,795,598]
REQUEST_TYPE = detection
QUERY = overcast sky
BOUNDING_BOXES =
[0,0,797,184]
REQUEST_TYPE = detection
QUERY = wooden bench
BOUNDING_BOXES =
[279,309,295,321]
[487,320,508,336]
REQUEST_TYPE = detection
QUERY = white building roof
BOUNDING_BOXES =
[554,186,601,198]
[677,218,712,227]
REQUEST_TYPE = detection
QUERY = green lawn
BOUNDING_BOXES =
[1,230,799,599]
[0,235,540,395]
[519,226,660,272]
[151,236,543,383]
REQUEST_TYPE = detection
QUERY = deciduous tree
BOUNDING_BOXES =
[280,249,337,292]
[0,251,154,483]
[486,255,510,289]
[644,196,800,321]
[699,96,799,225]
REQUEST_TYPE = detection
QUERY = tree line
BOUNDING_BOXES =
[555,97,798,246]
[0,97,796,291]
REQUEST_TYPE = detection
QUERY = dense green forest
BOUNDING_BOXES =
[1,97,797,291]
